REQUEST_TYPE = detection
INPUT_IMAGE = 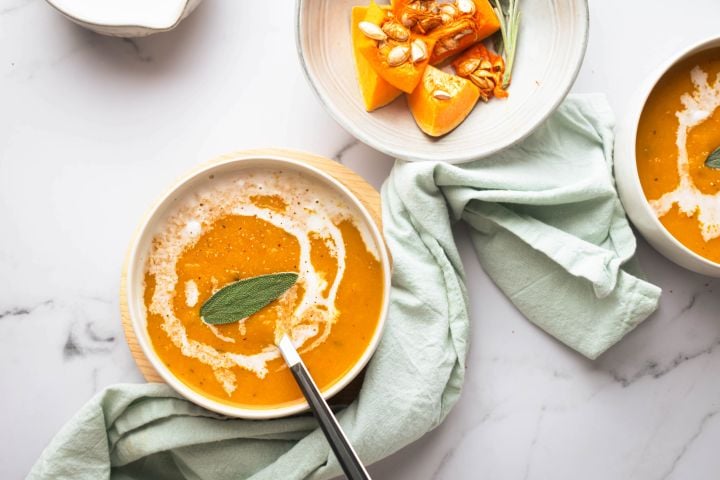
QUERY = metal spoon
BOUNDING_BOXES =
[277,334,371,480]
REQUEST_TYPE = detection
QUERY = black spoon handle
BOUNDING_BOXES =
[279,336,370,480]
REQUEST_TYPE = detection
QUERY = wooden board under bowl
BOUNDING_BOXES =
[119,148,384,408]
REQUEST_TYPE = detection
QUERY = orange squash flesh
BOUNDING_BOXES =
[357,1,435,94]
[472,0,502,40]
[407,65,480,137]
[431,0,500,64]
[391,0,501,64]
[429,23,481,65]
[351,6,403,111]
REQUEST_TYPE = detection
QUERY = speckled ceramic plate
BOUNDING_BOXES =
[296,0,589,163]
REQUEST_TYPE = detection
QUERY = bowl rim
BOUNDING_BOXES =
[125,151,392,419]
[620,35,720,272]
[294,0,590,163]
[44,0,192,30]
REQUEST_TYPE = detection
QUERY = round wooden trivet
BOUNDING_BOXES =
[119,148,384,406]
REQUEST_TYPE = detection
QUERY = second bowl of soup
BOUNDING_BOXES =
[616,37,720,277]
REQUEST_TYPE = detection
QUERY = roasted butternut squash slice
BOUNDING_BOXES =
[467,0,502,41]
[351,5,403,111]
[407,65,480,137]
[392,0,500,64]
[356,1,435,94]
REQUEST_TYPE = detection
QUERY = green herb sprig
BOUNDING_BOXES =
[200,272,298,325]
[491,0,521,89]
[706,146,720,169]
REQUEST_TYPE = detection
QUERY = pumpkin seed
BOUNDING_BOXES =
[440,37,458,50]
[418,16,442,33]
[359,21,387,41]
[382,21,410,41]
[440,4,458,16]
[433,90,452,100]
[387,45,410,66]
[410,38,428,63]
[474,69,496,78]
[470,74,494,90]
[457,0,476,15]
[440,4,457,23]
[401,13,416,28]
[456,58,480,76]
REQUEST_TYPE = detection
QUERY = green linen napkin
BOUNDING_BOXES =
[28,94,660,480]
[388,93,661,360]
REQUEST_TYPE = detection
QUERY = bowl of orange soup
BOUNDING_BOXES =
[125,150,392,418]
[615,37,720,277]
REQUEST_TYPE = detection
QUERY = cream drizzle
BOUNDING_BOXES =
[206,324,236,344]
[650,67,720,241]
[184,280,199,307]
[146,169,376,396]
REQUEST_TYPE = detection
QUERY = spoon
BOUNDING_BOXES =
[277,334,371,480]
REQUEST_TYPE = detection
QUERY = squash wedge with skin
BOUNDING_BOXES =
[357,1,435,94]
[351,5,402,111]
[430,0,501,64]
[472,0,502,39]
[392,0,501,64]
[407,65,480,137]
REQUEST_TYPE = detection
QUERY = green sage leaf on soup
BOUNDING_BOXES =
[200,272,298,325]
[706,146,720,169]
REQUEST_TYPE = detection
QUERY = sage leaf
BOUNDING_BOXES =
[706,146,720,169]
[200,272,298,325]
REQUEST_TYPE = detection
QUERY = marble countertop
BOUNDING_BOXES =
[1,0,719,478]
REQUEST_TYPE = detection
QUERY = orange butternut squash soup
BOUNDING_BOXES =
[143,168,385,409]
[636,49,720,263]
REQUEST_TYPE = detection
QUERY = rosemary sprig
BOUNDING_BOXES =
[491,0,521,89]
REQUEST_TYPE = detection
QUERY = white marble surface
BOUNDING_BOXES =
[1,0,719,478]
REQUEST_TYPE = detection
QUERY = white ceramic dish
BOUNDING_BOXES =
[45,0,203,37]
[126,151,392,418]
[615,36,720,278]
[296,0,589,163]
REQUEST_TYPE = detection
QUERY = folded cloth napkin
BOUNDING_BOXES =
[28,94,660,480]
[388,94,661,359]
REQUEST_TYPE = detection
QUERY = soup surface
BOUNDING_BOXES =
[143,168,385,408]
[637,49,720,263]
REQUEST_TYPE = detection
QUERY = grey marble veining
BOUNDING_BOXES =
[2,1,720,479]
